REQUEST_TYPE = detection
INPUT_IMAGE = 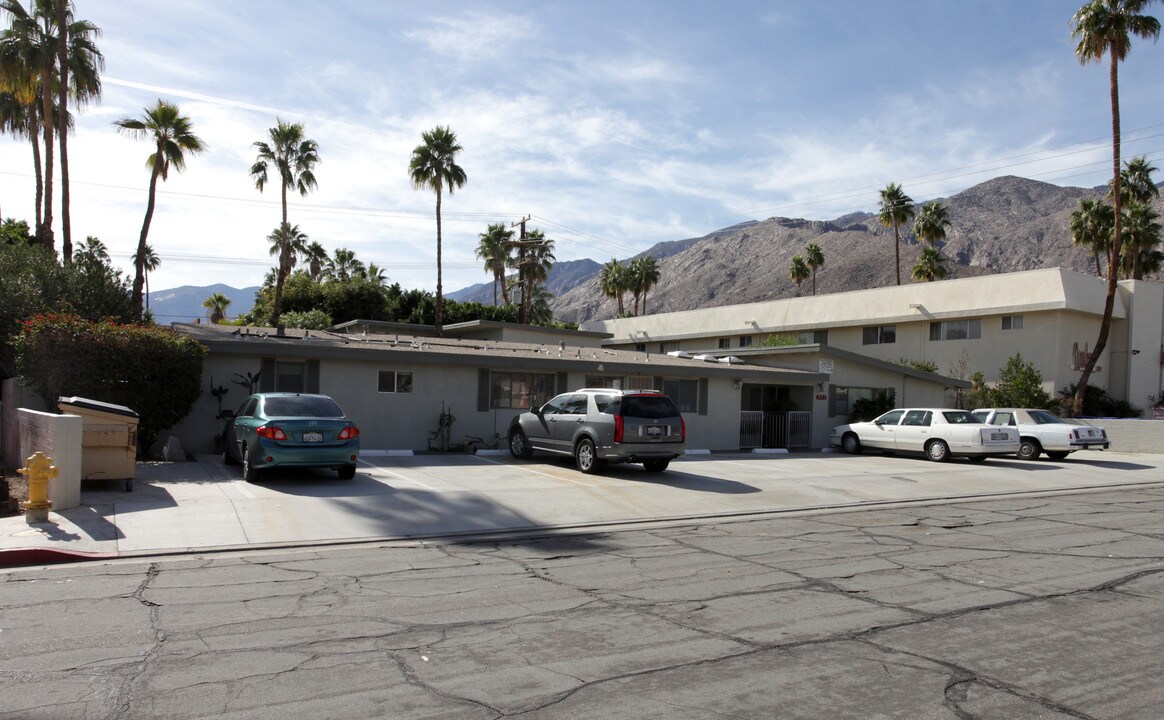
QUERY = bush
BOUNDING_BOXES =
[15,313,207,451]
[1058,383,1142,418]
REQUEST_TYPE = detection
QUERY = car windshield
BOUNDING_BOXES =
[941,411,980,424]
[263,396,344,417]
[1027,410,1064,425]
[620,395,680,419]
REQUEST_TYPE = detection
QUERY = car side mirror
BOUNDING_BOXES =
[532,405,544,417]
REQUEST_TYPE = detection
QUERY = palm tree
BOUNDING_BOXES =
[599,258,629,315]
[911,246,949,282]
[804,243,824,295]
[114,99,205,321]
[630,255,661,314]
[250,119,319,229]
[409,125,466,335]
[303,241,328,280]
[520,229,555,324]
[325,247,363,282]
[1070,0,1160,413]
[202,292,231,324]
[1070,198,1115,276]
[1118,156,1160,278]
[267,222,308,326]
[913,201,951,247]
[878,182,915,285]
[0,0,102,256]
[359,261,388,287]
[475,222,514,306]
[72,234,106,267]
[788,255,810,290]
[1122,202,1161,278]
[135,243,159,311]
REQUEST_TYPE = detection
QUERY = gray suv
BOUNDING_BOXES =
[508,388,686,474]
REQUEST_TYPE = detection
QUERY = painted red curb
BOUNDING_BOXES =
[0,548,118,568]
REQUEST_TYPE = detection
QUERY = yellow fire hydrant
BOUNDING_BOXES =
[19,451,58,524]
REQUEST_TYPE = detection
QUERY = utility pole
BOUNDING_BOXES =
[510,215,530,324]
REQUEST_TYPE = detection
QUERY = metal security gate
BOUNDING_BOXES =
[739,411,812,449]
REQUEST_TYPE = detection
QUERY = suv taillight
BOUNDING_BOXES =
[614,415,624,443]
[338,426,360,440]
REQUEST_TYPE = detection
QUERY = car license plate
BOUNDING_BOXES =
[302,432,324,443]
[645,425,663,437]
[990,432,1008,441]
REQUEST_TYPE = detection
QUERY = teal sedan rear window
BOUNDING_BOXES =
[263,396,344,417]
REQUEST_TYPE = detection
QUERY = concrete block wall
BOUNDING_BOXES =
[1081,418,1164,454]
[17,409,83,510]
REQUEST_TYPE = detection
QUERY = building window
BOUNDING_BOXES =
[275,361,305,392]
[377,370,413,393]
[929,319,981,341]
[625,375,656,391]
[635,343,647,353]
[718,338,731,349]
[490,372,556,409]
[739,336,753,348]
[1002,315,1024,330]
[585,376,623,389]
[800,330,827,345]
[862,325,896,345]
[661,379,699,413]
[660,341,680,353]
[833,386,895,416]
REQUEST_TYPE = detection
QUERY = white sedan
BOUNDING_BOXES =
[971,408,1109,460]
[831,408,1020,462]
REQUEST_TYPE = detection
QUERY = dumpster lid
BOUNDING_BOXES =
[58,396,139,418]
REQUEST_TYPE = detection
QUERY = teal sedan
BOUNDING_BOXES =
[222,393,360,482]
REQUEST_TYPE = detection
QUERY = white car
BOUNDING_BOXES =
[971,408,1109,461]
[830,408,1020,463]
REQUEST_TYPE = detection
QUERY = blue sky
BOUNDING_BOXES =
[1,0,1161,301]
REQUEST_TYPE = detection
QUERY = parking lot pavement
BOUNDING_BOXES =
[2,450,1162,559]
[2,482,1163,718]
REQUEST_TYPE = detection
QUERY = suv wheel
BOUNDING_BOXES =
[575,438,605,474]
[508,428,533,459]
[643,459,669,473]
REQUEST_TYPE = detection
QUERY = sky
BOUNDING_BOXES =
[2,0,1162,314]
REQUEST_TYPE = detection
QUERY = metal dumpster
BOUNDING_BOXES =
[57,396,139,491]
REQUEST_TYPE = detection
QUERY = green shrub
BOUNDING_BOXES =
[15,313,207,451]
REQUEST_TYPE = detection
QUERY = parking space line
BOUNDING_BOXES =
[472,454,598,486]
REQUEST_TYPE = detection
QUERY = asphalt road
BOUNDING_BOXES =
[3,478,1163,718]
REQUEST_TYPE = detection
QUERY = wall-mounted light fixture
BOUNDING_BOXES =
[816,382,825,392]
[732,379,743,390]
[908,303,923,310]
[1131,349,1141,355]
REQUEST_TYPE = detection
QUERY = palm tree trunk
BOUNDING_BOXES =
[811,269,817,295]
[434,188,443,335]
[30,114,43,234]
[38,76,54,251]
[132,152,164,321]
[893,221,901,285]
[1074,52,1123,415]
[56,0,71,261]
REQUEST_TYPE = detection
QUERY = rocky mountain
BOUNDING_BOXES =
[548,175,1164,325]
[446,258,603,305]
[148,284,259,324]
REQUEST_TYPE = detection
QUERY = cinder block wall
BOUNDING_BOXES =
[17,409,83,510]
[1081,418,1164,454]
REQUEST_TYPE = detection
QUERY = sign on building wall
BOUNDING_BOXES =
[1070,342,1102,373]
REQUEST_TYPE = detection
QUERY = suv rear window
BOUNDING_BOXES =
[617,394,681,419]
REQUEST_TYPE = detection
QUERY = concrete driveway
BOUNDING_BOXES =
[3,450,1161,558]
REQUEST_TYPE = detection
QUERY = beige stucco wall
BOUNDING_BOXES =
[173,354,758,453]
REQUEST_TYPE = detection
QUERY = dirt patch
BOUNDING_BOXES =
[1,468,28,517]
